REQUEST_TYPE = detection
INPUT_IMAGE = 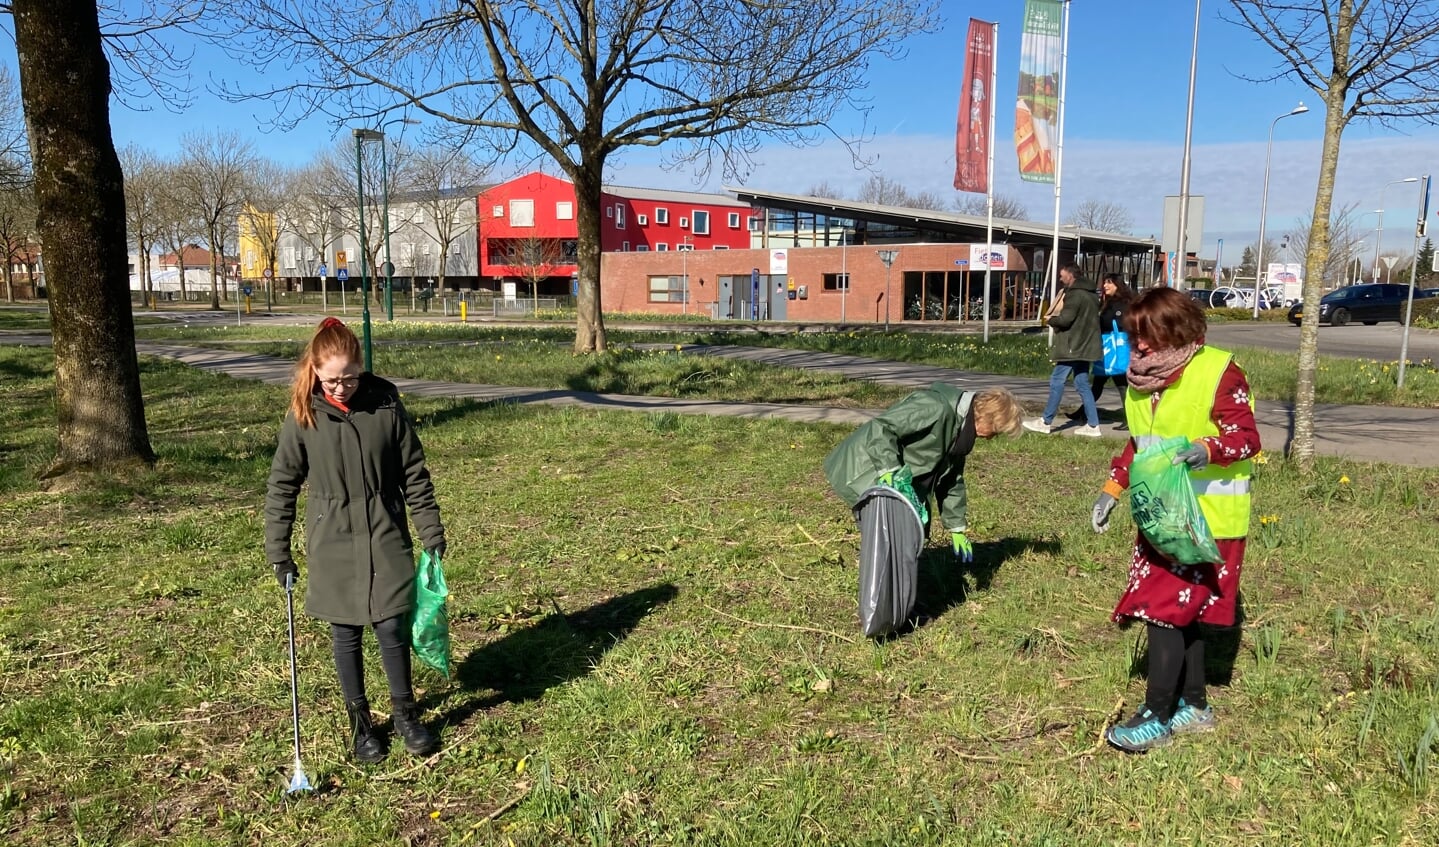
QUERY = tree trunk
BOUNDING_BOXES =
[571,160,608,353]
[208,227,221,308]
[1292,86,1349,472]
[3,249,12,302]
[13,0,155,473]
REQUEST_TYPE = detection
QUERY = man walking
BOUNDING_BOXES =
[1024,263,1102,437]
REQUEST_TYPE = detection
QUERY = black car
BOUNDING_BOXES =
[1287,283,1433,326]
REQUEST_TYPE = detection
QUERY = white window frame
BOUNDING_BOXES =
[654,207,669,224]
[636,245,649,252]
[728,212,740,228]
[492,205,504,217]
[712,245,729,250]
[691,210,710,235]
[676,243,695,252]
[615,204,626,229]
[621,241,630,251]
[747,216,760,231]
[556,201,574,220]
[656,243,669,251]
[679,216,689,229]
[637,213,648,226]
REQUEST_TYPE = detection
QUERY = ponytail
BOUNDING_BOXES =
[289,318,363,429]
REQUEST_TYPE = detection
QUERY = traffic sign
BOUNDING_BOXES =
[955,259,968,266]
[261,268,272,279]
[242,286,253,297]
[317,263,327,277]
[335,251,348,270]
[337,268,350,281]
[380,261,394,277]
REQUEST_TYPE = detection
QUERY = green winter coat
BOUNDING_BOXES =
[823,383,977,532]
[265,374,444,625]
[1047,275,1102,362]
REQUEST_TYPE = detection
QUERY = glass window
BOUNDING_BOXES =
[656,243,668,251]
[648,275,686,302]
[823,273,850,291]
[637,214,648,226]
[655,207,669,224]
[691,211,709,235]
[556,201,574,220]
[728,212,740,228]
[509,199,534,227]
[615,205,626,229]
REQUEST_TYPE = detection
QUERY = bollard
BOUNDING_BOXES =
[245,296,253,315]
[460,301,467,322]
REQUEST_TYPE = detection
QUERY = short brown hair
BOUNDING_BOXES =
[973,387,1025,437]
[1125,287,1207,350]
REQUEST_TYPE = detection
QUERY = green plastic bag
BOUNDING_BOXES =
[885,465,930,528]
[1128,436,1224,565]
[411,550,451,678]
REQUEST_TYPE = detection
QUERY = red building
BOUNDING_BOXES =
[475,171,755,296]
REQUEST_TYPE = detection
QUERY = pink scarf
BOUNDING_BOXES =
[1127,341,1201,393]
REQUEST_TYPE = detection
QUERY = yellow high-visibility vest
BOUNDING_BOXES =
[1125,345,1254,538]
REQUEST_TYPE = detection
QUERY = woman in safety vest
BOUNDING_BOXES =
[1090,287,1260,753]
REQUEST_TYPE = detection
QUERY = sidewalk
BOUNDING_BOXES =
[130,340,1439,468]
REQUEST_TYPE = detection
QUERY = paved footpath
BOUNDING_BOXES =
[6,329,1436,467]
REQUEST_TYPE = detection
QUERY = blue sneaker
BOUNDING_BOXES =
[1168,699,1217,734]
[1106,707,1173,753]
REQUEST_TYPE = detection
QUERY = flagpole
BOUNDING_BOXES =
[983,21,999,344]
[1047,0,1071,341]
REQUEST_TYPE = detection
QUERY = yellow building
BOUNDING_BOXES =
[237,206,278,281]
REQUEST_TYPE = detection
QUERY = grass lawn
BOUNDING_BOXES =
[2,345,1438,845]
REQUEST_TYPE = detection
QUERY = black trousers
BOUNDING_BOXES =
[330,614,413,704]
[1145,623,1206,720]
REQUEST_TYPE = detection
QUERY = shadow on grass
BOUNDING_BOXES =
[890,536,1062,637]
[434,582,680,727]
[414,398,502,429]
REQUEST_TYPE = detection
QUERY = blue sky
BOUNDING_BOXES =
[10,1,1439,264]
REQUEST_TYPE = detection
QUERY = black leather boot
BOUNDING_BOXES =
[390,696,439,756]
[346,697,387,763]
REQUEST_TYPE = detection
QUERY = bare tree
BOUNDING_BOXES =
[402,145,487,293]
[1285,203,1364,288]
[314,140,409,307]
[154,162,203,301]
[286,160,347,304]
[0,179,35,302]
[855,174,913,207]
[806,180,848,200]
[216,0,939,352]
[119,144,166,307]
[905,189,949,212]
[240,158,293,308]
[954,193,1029,220]
[1225,0,1439,470]
[173,130,256,308]
[511,234,563,313]
[9,0,155,474]
[0,64,30,189]
[1067,199,1134,233]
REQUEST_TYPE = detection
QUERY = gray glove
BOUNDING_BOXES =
[273,558,298,589]
[1172,443,1210,471]
[1091,492,1118,534]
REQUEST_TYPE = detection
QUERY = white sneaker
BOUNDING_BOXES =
[1022,418,1052,434]
[1074,425,1103,438]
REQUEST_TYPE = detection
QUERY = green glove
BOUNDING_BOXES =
[951,531,973,564]
[877,470,896,487]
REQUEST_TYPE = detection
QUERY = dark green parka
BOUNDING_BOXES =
[823,383,977,532]
[265,374,444,625]
[1047,275,1102,362]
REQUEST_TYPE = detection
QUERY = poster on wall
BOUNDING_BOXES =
[969,243,1008,271]
[769,249,788,275]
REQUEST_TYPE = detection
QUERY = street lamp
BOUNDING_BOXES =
[876,249,899,330]
[1375,177,1420,281]
[352,128,381,370]
[680,235,693,315]
[1253,102,1309,319]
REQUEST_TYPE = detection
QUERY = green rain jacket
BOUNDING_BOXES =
[1047,274,1102,362]
[823,383,977,532]
[265,374,444,625]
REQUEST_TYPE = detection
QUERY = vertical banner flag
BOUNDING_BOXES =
[954,18,997,193]
[1016,0,1063,183]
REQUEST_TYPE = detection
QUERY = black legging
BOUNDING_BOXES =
[1144,623,1206,720]
[1091,371,1128,404]
[331,614,413,704]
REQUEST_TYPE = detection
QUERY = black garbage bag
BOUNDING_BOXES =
[854,485,925,638]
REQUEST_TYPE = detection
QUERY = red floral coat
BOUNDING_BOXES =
[1106,360,1260,628]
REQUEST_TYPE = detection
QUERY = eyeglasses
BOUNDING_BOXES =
[317,375,360,390]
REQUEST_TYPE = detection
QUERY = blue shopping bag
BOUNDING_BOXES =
[1101,320,1130,377]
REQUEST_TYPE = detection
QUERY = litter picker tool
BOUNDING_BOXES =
[284,573,313,794]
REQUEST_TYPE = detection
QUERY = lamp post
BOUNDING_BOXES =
[1252,102,1310,319]
[840,223,848,324]
[1173,0,1202,291]
[876,249,899,330]
[1375,177,1420,281]
[1399,174,1431,388]
[680,235,693,315]
[1213,238,1224,286]
[352,128,381,371]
